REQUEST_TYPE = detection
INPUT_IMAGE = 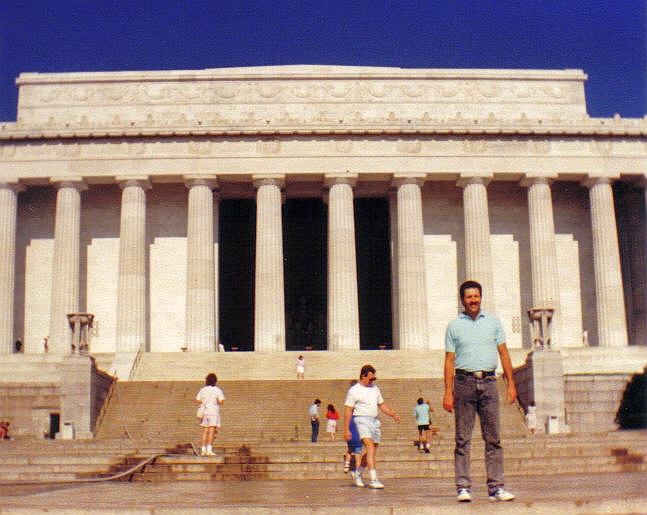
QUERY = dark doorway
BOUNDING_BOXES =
[219,199,255,351]
[283,199,327,350]
[218,197,392,352]
[49,413,60,439]
[355,198,392,349]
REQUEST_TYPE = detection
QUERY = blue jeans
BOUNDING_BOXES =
[453,374,504,493]
[311,420,319,442]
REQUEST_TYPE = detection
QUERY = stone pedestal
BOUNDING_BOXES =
[58,355,95,439]
[525,350,566,434]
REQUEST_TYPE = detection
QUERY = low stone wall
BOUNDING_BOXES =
[0,354,115,439]
[565,374,631,433]
[0,383,61,438]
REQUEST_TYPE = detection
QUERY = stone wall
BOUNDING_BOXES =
[564,374,631,433]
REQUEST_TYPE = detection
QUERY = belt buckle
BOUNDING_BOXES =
[474,371,484,379]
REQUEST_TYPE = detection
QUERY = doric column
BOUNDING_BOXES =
[49,179,86,354]
[585,177,628,347]
[116,177,150,353]
[0,183,23,354]
[458,176,494,310]
[185,176,217,352]
[522,176,561,345]
[253,176,286,352]
[325,175,360,351]
[392,175,429,349]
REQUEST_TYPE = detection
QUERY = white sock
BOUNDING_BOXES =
[369,469,378,481]
[206,445,213,454]
[201,446,207,454]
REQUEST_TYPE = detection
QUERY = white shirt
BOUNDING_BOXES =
[344,382,384,418]
[196,385,225,415]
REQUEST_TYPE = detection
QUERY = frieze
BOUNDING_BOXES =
[1,135,645,162]
[21,79,582,110]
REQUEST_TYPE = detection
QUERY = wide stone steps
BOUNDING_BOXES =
[1,431,645,483]
[116,432,647,481]
[95,379,528,444]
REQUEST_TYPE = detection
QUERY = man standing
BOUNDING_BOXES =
[309,399,321,442]
[443,280,517,503]
[344,364,400,489]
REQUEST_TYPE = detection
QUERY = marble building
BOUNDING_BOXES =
[0,65,646,357]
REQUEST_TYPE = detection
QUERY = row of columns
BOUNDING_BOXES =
[0,174,630,354]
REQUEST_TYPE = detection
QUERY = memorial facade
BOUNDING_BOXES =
[0,65,646,357]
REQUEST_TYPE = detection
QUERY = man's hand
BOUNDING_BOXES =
[443,390,454,413]
[506,381,518,405]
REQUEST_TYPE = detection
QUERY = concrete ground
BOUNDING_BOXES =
[0,472,646,515]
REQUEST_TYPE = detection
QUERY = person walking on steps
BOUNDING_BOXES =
[344,364,400,489]
[196,372,225,457]
[414,397,433,453]
[443,280,517,503]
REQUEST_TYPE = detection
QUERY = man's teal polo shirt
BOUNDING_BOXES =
[445,310,505,372]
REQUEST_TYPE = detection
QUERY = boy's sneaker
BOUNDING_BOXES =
[456,488,472,502]
[351,470,365,487]
[368,478,384,489]
[489,488,515,502]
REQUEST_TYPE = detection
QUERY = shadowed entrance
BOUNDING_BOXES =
[219,198,391,351]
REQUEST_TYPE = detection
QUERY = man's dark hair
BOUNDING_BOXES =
[460,280,482,299]
[360,364,376,378]
[205,372,218,386]
[417,397,424,404]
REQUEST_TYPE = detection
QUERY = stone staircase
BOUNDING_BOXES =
[93,378,528,443]
[2,351,645,484]
[1,431,645,483]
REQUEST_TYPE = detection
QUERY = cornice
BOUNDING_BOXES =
[1,120,646,141]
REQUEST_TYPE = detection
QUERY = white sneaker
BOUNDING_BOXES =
[351,470,365,487]
[489,488,515,502]
[368,478,384,489]
[456,488,472,502]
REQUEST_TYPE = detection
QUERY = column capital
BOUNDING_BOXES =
[0,181,26,194]
[252,174,285,189]
[325,173,358,188]
[520,174,557,188]
[116,176,152,190]
[581,175,618,189]
[183,175,218,190]
[50,177,88,192]
[457,175,492,188]
[391,174,426,189]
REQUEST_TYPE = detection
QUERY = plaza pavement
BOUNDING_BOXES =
[0,472,646,515]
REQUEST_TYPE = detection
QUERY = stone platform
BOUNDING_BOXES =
[1,472,646,515]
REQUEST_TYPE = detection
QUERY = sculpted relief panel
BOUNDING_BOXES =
[15,73,586,129]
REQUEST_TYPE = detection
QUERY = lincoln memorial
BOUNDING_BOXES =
[1,65,647,437]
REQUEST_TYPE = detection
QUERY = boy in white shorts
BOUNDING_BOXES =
[344,364,400,489]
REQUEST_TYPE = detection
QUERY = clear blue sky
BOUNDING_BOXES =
[1,0,645,122]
